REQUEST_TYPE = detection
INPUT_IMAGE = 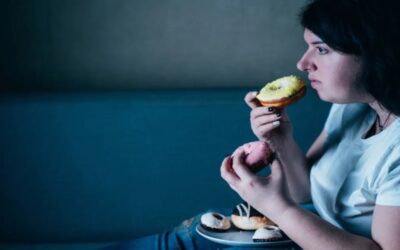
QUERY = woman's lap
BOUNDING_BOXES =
[103,212,226,250]
[103,206,312,249]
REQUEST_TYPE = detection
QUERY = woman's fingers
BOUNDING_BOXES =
[220,156,239,185]
[270,158,284,180]
[251,106,282,119]
[255,121,281,137]
[253,115,281,128]
[231,149,253,181]
[245,92,261,109]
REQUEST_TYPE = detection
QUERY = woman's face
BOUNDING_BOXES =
[297,29,370,103]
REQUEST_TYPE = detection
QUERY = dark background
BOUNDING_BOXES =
[0,0,331,245]
[0,0,307,91]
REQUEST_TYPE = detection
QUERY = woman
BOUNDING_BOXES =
[221,0,400,249]
[107,0,400,249]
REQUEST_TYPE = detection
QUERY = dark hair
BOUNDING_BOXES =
[300,0,400,115]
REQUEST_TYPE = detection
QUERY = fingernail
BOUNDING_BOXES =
[272,121,280,127]
[276,112,281,117]
[268,107,274,112]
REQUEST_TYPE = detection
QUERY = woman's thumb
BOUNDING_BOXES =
[270,158,284,180]
[244,91,261,109]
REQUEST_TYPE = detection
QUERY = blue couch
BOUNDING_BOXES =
[0,88,330,249]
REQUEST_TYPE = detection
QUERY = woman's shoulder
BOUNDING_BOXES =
[329,103,369,117]
[324,103,370,132]
[384,117,400,145]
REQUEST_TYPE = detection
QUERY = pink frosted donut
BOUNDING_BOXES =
[232,141,273,173]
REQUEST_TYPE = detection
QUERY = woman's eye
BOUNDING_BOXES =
[317,47,328,55]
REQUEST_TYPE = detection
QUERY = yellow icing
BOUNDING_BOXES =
[256,75,305,101]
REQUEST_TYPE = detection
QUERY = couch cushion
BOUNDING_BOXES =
[0,88,330,242]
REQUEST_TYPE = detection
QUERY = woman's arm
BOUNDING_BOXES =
[276,205,380,250]
[221,153,400,250]
[275,204,400,250]
[306,130,327,165]
[372,205,400,250]
[273,130,327,203]
[245,91,327,203]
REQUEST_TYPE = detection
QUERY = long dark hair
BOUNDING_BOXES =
[300,0,400,115]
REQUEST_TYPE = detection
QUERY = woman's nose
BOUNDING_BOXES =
[296,53,315,72]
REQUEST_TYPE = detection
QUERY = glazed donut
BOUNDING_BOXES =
[232,141,274,173]
[231,202,275,230]
[256,75,306,108]
[200,212,231,231]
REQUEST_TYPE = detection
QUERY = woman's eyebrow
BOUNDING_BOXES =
[311,41,325,45]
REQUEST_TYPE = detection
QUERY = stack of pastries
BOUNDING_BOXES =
[200,202,285,242]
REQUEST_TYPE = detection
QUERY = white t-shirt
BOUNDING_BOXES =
[310,103,400,238]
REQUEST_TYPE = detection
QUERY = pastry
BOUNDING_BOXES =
[256,75,306,108]
[231,202,274,230]
[232,141,274,173]
[252,225,284,242]
[200,212,231,231]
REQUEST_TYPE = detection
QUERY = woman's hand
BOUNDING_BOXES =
[245,92,293,149]
[245,91,312,203]
[220,148,295,222]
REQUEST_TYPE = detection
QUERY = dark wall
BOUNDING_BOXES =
[0,0,307,91]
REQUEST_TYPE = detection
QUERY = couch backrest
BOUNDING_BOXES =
[0,88,330,242]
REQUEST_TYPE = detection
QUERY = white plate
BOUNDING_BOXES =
[196,224,294,248]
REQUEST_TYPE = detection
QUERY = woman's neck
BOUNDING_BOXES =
[368,101,396,133]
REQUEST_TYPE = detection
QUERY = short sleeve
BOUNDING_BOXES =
[376,156,400,206]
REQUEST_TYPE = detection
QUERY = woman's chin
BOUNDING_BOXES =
[315,91,332,103]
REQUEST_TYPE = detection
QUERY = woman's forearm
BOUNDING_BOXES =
[274,206,380,250]
[274,136,311,203]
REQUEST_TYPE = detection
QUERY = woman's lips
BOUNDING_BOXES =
[309,78,321,88]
